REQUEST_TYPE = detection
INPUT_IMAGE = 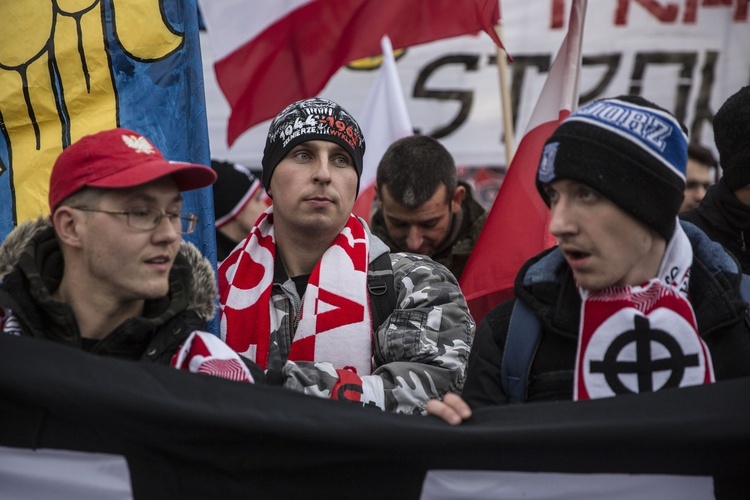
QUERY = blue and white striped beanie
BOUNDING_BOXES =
[537,95,688,241]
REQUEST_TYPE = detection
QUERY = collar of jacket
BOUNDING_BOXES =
[432,181,487,259]
[689,182,750,233]
[513,220,745,339]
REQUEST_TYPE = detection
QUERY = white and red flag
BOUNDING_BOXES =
[352,35,414,222]
[459,0,587,324]
[199,0,504,145]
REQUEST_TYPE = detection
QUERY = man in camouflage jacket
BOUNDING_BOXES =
[219,98,474,414]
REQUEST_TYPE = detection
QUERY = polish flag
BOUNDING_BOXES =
[199,0,504,145]
[459,0,588,324]
[352,36,413,223]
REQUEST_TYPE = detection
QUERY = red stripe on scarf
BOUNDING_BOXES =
[219,210,372,374]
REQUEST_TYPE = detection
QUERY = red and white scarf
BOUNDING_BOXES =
[171,331,255,383]
[218,208,372,375]
[574,222,715,401]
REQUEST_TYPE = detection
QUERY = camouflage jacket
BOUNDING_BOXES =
[0,217,217,364]
[371,181,487,280]
[267,228,475,414]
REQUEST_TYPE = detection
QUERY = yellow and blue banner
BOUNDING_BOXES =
[0,0,215,259]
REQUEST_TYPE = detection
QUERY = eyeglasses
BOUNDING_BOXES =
[72,206,199,234]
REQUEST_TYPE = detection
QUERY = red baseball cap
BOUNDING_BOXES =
[49,128,217,212]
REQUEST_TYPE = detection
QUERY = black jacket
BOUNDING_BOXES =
[0,218,217,364]
[462,221,750,407]
[681,181,750,274]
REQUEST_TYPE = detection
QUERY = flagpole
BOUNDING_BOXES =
[494,24,515,166]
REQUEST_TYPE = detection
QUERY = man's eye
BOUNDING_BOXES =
[333,156,350,167]
[129,208,152,218]
[578,188,597,201]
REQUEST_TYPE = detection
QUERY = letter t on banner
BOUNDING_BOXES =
[460,0,588,324]
[352,36,414,223]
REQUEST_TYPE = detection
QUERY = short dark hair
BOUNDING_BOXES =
[58,187,106,212]
[687,143,718,169]
[376,135,456,208]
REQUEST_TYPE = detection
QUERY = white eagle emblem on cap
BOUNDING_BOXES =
[122,134,156,154]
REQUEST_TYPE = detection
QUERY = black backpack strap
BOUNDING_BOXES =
[501,298,542,403]
[368,253,396,333]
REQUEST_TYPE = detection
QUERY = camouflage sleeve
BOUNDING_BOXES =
[371,253,474,413]
[280,253,475,414]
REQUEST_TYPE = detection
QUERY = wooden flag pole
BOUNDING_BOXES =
[495,24,515,166]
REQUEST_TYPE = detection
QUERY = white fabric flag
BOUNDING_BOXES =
[353,35,414,221]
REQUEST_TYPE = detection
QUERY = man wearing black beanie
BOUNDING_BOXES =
[217,98,474,415]
[681,86,750,274]
[427,95,750,425]
[211,160,267,263]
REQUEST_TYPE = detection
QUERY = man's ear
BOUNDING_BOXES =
[374,185,382,209]
[52,207,84,249]
[451,184,466,212]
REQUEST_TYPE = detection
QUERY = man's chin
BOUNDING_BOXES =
[139,284,170,300]
[402,248,433,257]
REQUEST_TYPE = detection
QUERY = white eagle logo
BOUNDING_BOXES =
[122,134,156,154]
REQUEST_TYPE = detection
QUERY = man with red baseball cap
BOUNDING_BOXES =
[0,128,262,373]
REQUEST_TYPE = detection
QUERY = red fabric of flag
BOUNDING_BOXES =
[459,0,587,324]
[206,0,503,145]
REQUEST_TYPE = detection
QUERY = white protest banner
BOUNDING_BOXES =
[202,0,749,168]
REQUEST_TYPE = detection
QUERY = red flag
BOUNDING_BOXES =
[459,0,588,324]
[352,36,414,222]
[199,0,503,145]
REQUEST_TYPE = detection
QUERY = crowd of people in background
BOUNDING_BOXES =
[2,86,749,426]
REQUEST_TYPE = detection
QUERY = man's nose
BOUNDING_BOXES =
[152,213,180,242]
[311,157,332,183]
[406,226,424,251]
[549,200,576,238]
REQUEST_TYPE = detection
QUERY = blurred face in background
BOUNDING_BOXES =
[680,159,715,212]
